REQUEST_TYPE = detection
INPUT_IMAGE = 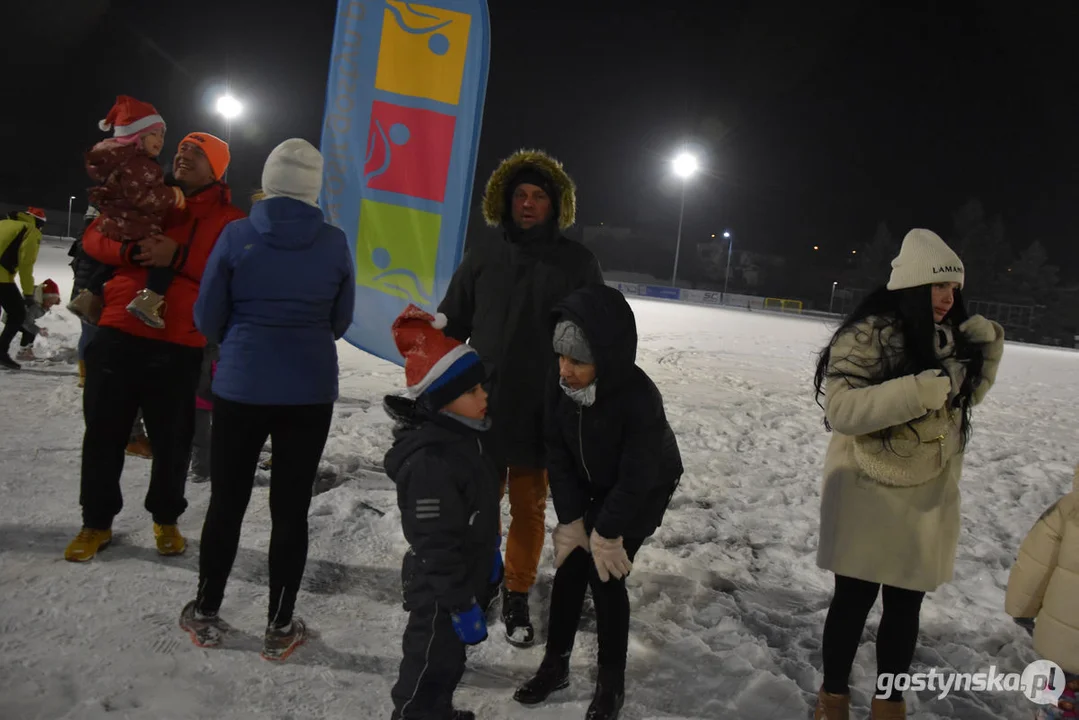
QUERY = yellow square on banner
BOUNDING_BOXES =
[355,199,442,306]
[375,0,471,105]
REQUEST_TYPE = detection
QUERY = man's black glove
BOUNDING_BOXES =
[24,295,35,308]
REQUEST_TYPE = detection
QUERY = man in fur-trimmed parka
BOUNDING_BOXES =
[438,149,602,646]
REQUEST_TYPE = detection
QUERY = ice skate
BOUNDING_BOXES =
[126,288,166,329]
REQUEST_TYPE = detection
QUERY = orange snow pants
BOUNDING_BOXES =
[499,466,549,593]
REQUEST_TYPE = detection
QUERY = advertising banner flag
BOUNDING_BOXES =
[320,0,490,364]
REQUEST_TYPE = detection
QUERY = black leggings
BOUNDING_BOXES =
[822,574,925,702]
[195,396,333,627]
[545,538,644,685]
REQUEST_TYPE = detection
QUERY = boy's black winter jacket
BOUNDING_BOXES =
[546,284,683,540]
[384,396,500,612]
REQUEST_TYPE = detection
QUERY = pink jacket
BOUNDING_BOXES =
[196,360,217,411]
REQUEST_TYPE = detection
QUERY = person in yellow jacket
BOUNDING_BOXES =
[0,207,46,369]
[1006,463,1079,686]
[811,229,1005,720]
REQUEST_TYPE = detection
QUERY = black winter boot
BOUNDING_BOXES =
[585,667,625,720]
[450,711,475,720]
[501,587,535,647]
[513,652,570,705]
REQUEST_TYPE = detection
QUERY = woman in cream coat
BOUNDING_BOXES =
[812,229,1005,720]
[1006,463,1079,679]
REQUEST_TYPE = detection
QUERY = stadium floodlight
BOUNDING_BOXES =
[670,152,699,286]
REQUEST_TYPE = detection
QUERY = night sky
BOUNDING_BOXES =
[7,0,1079,279]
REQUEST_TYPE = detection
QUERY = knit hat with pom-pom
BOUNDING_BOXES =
[392,305,485,410]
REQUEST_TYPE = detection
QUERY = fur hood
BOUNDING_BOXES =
[481,149,576,230]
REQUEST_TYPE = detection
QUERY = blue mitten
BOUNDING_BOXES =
[490,534,504,585]
[451,603,488,645]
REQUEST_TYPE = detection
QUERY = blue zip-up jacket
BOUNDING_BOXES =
[194,196,355,405]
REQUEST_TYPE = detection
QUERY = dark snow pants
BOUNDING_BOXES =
[188,408,211,477]
[195,397,333,627]
[545,539,645,684]
[80,328,201,528]
[0,282,26,354]
[391,603,466,719]
[822,574,926,702]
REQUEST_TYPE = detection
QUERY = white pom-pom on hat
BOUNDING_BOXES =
[431,313,448,330]
[98,119,112,132]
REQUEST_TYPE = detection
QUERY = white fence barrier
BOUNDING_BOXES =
[604,280,768,310]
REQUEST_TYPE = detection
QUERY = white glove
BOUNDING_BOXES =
[959,315,997,345]
[589,530,633,582]
[552,518,590,568]
[914,370,951,412]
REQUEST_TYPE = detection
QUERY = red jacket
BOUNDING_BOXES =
[86,141,179,242]
[83,183,245,347]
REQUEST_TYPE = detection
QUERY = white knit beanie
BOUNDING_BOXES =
[261,138,323,207]
[887,229,965,290]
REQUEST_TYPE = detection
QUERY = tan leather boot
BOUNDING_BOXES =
[870,697,907,719]
[814,689,850,720]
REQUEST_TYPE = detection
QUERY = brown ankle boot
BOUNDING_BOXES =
[814,689,850,720]
[870,697,906,719]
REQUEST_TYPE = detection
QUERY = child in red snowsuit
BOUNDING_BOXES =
[67,95,185,330]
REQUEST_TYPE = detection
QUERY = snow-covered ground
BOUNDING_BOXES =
[2,240,1076,719]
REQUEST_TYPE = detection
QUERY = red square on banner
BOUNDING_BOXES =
[364,101,456,203]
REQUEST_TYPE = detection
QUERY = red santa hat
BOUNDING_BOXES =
[33,278,60,305]
[26,207,47,223]
[98,95,166,138]
[392,305,485,410]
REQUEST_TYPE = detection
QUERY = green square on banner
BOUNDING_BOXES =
[355,199,442,306]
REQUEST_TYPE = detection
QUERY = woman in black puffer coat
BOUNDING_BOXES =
[515,283,682,720]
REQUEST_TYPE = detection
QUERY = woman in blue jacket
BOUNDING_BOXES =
[180,138,355,662]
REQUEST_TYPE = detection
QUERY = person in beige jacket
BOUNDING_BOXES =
[812,229,1005,720]
[1006,463,1079,679]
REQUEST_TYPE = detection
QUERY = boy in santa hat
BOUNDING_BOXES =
[3,278,61,362]
[68,95,186,330]
[384,305,501,720]
[15,279,62,361]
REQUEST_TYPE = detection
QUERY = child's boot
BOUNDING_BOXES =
[127,289,166,329]
[870,697,906,719]
[16,346,35,362]
[514,651,570,705]
[585,666,625,720]
[814,689,851,720]
[68,289,103,325]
